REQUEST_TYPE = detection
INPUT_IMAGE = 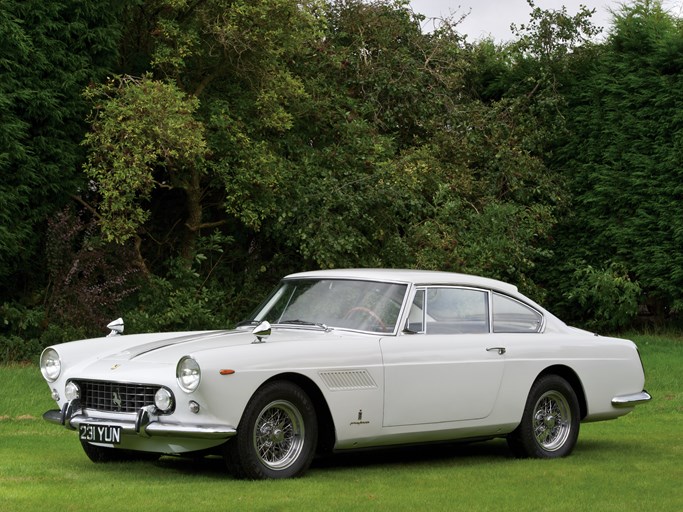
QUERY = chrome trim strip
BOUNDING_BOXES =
[611,390,652,408]
[145,422,236,439]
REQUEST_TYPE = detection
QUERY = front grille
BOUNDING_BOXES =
[75,380,167,413]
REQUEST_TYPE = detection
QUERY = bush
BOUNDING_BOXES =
[0,302,93,363]
[123,257,234,334]
[45,207,141,332]
[0,335,41,364]
[563,263,641,331]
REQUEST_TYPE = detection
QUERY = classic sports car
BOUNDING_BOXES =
[40,269,650,479]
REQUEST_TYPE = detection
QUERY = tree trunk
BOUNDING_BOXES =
[181,167,203,266]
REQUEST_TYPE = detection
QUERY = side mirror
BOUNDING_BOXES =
[107,318,124,337]
[252,321,271,343]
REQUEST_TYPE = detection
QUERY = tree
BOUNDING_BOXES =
[0,0,121,296]
[82,75,208,271]
[82,0,570,296]
[550,0,683,323]
[81,0,326,272]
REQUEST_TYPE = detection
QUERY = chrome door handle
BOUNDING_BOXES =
[486,347,506,355]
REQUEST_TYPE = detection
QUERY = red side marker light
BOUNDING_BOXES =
[219,369,235,375]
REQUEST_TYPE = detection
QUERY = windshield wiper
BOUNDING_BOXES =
[278,319,331,331]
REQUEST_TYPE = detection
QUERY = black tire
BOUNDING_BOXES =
[507,375,580,458]
[225,381,318,479]
[80,441,159,463]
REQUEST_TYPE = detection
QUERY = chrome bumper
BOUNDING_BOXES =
[43,402,236,440]
[611,390,652,408]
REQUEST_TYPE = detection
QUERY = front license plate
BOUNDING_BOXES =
[79,424,121,445]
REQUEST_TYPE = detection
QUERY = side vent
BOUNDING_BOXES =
[319,370,377,391]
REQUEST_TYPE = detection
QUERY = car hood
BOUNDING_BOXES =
[57,326,371,383]
[86,330,276,365]
[62,326,353,366]
[57,329,264,382]
[98,329,258,364]
[52,328,242,367]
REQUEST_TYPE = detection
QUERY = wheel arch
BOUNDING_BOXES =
[260,372,336,455]
[535,365,588,420]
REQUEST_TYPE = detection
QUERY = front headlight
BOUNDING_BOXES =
[154,388,174,412]
[40,348,61,382]
[65,381,80,401]
[176,356,201,393]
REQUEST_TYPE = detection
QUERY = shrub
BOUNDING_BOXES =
[123,257,233,334]
[563,263,641,331]
[45,206,141,333]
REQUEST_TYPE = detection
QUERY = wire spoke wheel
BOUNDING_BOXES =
[253,400,305,470]
[531,390,572,451]
[225,381,317,479]
[507,375,580,459]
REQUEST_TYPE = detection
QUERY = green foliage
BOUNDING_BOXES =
[552,0,683,321]
[0,302,91,363]
[0,303,44,363]
[124,257,233,333]
[6,0,683,357]
[118,230,256,333]
[0,302,43,337]
[0,6,31,278]
[78,0,566,336]
[44,207,141,331]
[208,103,291,232]
[511,0,602,62]
[0,0,122,291]
[1,204,142,363]
[475,1,601,155]
[83,75,207,244]
[563,264,642,331]
[0,335,38,365]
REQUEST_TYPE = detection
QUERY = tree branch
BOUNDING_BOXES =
[185,219,227,232]
[70,194,101,220]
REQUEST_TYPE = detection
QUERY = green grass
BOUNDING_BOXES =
[1,335,681,512]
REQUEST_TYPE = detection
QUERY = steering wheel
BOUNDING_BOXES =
[344,307,388,331]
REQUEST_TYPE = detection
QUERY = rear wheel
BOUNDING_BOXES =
[507,375,580,458]
[225,381,318,479]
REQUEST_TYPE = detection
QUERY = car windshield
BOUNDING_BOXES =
[248,278,408,333]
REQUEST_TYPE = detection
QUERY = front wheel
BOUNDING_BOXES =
[225,381,318,479]
[507,375,580,458]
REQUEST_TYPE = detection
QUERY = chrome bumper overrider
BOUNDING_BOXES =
[611,390,652,408]
[43,401,236,440]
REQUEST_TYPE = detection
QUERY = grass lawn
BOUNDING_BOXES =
[1,334,681,512]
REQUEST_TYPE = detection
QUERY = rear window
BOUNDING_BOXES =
[492,293,543,333]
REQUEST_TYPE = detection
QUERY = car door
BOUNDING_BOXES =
[380,287,506,427]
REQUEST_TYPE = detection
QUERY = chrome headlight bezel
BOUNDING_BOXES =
[40,348,62,382]
[176,356,201,393]
[154,387,174,412]
[64,381,80,401]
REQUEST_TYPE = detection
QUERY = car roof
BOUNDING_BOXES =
[284,268,519,295]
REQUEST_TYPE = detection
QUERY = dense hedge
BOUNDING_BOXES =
[1,1,681,362]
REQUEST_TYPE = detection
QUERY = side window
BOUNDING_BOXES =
[407,289,425,333]
[424,288,489,334]
[492,293,543,333]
